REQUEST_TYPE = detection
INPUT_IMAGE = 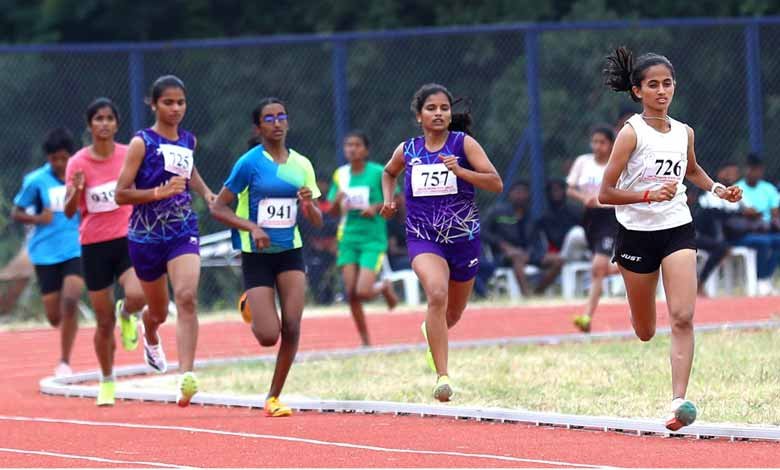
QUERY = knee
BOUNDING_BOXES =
[96,316,116,336]
[426,286,448,310]
[61,297,79,317]
[174,287,197,314]
[47,314,61,327]
[253,326,280,347]
[670,308,694,331]
[591,264,608,279]
[281,321,301,344]
[355,286,373,301]
[124,288,146,312]
[446,308,464,327]
[636,329,655,342]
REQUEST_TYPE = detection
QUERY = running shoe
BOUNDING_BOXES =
[116,299,139,351]
[176,371,199,407]
[420,321,436,373]
[238,292,251,324]
[264,396,293,417]
[96,380,115,407]
[433,375,453,402]
[573,314,592,333]
[54,362,72,378]
[665,398,698,431]
[142,329,168,373]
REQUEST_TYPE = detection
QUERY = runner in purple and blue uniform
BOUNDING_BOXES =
[115,75,215,407]
[380,83,503,402]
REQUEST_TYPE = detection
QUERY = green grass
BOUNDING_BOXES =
[151,329,780,425]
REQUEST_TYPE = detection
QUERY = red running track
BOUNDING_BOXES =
[0,296,778,468]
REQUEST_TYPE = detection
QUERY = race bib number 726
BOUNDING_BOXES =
[642,152,686,183]
[411,163,457,197]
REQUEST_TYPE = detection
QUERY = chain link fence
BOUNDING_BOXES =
[1,18,777,315]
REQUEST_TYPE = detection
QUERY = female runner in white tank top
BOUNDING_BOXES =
[600,47,742,431]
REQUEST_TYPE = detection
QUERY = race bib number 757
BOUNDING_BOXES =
[411,163,457,197]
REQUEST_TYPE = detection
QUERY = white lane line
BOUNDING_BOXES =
[0,446,194,468]
[0,415,614,468]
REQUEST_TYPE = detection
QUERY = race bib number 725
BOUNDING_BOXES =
[411,163,457,197]
[160,144,194,179]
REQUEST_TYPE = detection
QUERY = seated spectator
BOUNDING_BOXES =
[733,154,780,295]
[688,188,730,296]
[300,176,340,304]
[534,179,582,258]
[483,181,562,296]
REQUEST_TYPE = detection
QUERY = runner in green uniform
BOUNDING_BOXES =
[327,131,398,346]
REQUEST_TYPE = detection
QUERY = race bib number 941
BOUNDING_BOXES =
[86,180,119,213]
[160,144,194,178]
[258,198,297,228]
[411,163,457,197]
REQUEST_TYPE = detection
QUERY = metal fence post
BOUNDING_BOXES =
[524,30,545,217]
[744,21,764,155]
[332,40,350,164]
[128,50,145,132]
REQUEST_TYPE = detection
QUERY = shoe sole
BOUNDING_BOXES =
[434,384,453,402]
[96,399,115,407]
[264,409,293,417]
[666,402,697,431]
[177,376,198,407]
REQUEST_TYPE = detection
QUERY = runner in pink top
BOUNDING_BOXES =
[64,98,146,407]
[67,143,132,245]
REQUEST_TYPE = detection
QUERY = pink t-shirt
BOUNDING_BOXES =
[65,144,132,245]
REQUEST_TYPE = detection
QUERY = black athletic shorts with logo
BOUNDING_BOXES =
[613,222,696,274]
[82,237,134,292]
[34,257,82,295]
[241,248,305,289]
[583,208,618,257]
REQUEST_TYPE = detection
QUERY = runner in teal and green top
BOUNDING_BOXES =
[211,97,323,417]
[327,131,398,346]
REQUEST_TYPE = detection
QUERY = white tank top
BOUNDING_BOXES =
[615,114,692,231]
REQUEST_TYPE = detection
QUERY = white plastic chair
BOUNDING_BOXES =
[381,257,421,306]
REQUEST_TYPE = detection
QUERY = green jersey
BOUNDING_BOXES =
[327,161,387,250]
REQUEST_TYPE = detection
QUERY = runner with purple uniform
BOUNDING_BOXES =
[115,75,215,407]
[381,83,503,402]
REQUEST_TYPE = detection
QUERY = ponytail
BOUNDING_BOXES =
[448,97,474,136]
[603,46,676,103]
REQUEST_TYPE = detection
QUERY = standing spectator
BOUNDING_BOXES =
[483,181,561,296]
[734,153,780,295]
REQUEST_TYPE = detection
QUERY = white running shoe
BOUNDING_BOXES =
[143,332,168,373]
[54,362,72,378]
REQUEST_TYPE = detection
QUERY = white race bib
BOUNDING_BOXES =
[258,198,297,228]
[48,186,66,212]
[160,144,193,178]
[344,186,370,210]
[411,163,457,197]
[641,152,686,184]
[86,180,119,213]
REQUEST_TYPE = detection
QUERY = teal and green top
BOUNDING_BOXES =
[224,145,320,253]
[327,161,387,251]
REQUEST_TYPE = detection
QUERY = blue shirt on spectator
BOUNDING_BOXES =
[13,163,81,265]
[736,179,779,223]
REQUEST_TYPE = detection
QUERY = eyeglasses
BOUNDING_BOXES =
[262,113,288,124]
